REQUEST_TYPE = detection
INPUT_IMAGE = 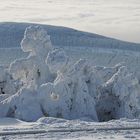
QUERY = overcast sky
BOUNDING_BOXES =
[0,0,140,43]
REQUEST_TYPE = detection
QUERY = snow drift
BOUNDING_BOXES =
[0,26,140,122]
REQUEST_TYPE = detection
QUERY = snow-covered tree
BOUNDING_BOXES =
[9,26,53,88]
[96,66,140,121]
[38,59,98,121]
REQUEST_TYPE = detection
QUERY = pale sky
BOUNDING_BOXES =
[0,0,140,43]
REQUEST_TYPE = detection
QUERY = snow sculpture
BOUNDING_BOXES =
[9,26,53,88]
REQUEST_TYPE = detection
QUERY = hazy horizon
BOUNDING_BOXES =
[0,0,140,43]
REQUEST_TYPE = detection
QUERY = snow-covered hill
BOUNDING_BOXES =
[0,22,140,51]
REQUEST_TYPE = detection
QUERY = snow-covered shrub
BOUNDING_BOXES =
[96,66,140,121]
[38,59,98,121]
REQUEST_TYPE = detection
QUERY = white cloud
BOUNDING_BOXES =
[0,0,140,43]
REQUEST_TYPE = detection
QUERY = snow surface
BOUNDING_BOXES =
[0,117,140,140]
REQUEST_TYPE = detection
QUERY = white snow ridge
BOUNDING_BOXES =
[0,25,140,123]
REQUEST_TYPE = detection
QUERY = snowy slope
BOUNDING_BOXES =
[1,46,140,81]
[0,22,140,51]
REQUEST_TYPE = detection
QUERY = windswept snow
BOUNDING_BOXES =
[0,26,140,123]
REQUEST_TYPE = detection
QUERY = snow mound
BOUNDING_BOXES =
[0,25,140,122]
